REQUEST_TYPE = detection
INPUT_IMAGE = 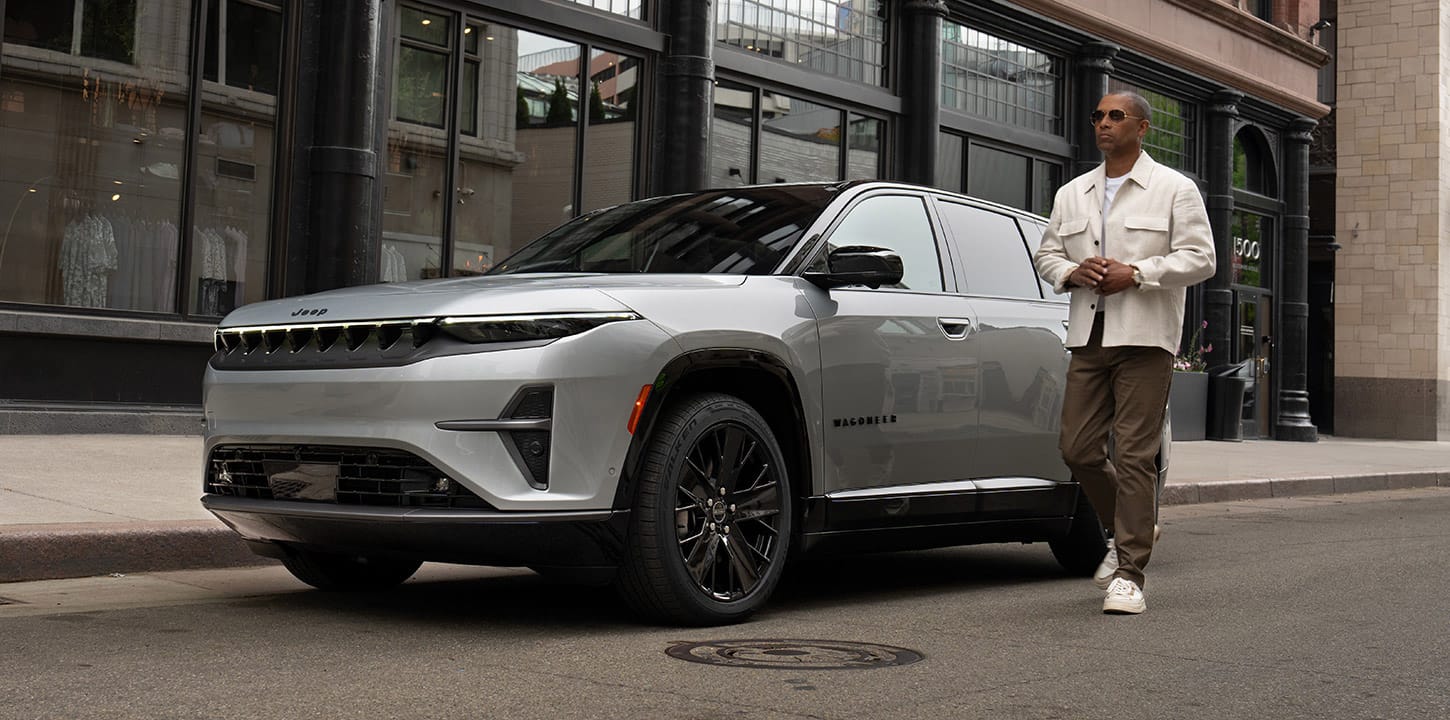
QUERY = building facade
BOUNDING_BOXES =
[1,0,1335,437]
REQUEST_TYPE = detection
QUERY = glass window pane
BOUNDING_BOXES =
[463,22,480,55]
[824,195,942,292]
[1,1,192,311]
[1017,219,1055,298]
[846,113,881,180]
[1108,79,1196,174]
[937,202,1038,299]
[941,23,1061,136]
[758,92,840,184]
[395,45,449,128]
[82,0,138,63]
[400,5,449,46]
[191,2,285,315]
[1231,211,1271,288]
[562,0,644,21]
[1032,159,1060,216]
[451,28,580,277]
[224,0,282,95]
[967,144,1029,211]
[936,132,963,192]
[580,49,639,213]
[716,0,886,86]
[461,60,478,137]
[4,0,75,53]
[710,81,754,187]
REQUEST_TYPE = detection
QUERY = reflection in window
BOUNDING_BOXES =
[581,49,639,213]
[846,113,881,180]
[968,144,1029,211]
[394,6,450,128]
[1231,211,1271,288]
[717,0,887,86]
[384,4,453,280]
[563,0,644,21]
[710,81,755,188]
[507,31,581,258]
[823,195,941,292]
[1108,79,1196,173]
[759,91,840,184]
[941,24,1060,136]
[1232,131,1277,196]
[1,0,190,311]
[936,132,963,193]
[192,0,285,315]
[4,0,138,64]
[204,0,282,95]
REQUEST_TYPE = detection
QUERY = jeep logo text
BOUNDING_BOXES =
[291,307,329,317]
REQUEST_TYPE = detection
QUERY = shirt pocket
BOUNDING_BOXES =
[1123,215,1171,256]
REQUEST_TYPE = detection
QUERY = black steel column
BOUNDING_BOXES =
[304,0,383,292]
[656,0,715,194]
[1203,89,1242,371]
[1073,42,1118,177]
[1276,117,1318,441]
[895,0,947,186]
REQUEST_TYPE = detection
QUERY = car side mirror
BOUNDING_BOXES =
[804,246,904,290]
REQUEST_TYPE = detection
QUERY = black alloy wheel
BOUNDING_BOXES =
[617,392,792,625]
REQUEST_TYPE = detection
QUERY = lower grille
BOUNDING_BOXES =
[206,445,492,509]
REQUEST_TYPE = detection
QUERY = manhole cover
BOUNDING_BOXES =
[666,639,923,670]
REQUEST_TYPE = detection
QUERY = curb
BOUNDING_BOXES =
[1160,470,1450,506]
[0,521,271,584]
[4,474,1450,584]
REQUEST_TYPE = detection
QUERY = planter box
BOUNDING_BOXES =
[1169,371,1208,441]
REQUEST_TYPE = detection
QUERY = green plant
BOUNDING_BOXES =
[1174,320,1211,372]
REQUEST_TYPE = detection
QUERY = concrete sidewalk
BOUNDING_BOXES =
[3,434,1449,583]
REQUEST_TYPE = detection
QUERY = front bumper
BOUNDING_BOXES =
[204,495,630,568]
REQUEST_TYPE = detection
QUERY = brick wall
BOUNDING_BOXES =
[1334,0,1449,438]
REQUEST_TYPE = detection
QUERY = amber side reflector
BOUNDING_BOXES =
[627,385,652,434]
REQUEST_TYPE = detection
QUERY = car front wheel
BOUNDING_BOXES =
[616,392,793,626]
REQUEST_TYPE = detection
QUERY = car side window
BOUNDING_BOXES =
[817,195,944,291]
[936,201,1041,299]
[1017,219,1056,299]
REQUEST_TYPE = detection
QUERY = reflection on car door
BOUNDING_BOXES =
[936,199,1073,516]
[803,193,980,496]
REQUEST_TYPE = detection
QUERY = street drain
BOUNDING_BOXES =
[666,639,923,670]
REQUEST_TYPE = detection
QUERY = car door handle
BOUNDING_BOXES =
[938,317,973,340]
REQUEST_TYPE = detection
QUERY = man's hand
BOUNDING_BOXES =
[1069,257,1137,295]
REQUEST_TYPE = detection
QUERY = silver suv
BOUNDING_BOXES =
[203,181,1140,625]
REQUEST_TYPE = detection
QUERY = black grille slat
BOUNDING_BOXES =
[206,445,491,509]
[210,319,471,370]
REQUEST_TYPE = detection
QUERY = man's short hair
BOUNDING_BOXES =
[1107,91,1153,124]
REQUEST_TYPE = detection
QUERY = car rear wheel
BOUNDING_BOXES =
[280,548,422,591]
[616,392,793,626]
[1048,491,1108,575]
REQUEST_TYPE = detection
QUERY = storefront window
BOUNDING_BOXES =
[759,91,840,184]
[1,0,192,311]
[1231,211,1272,288]
[716,0,887,86]
[503,30,581,265]
[709,80,754,188]
[384,4,453,280]
[940,24,1061,137]
[191,0,284,316]
[580,49,639,213]
[846,113,881,180]
[563,0,644,21]
[1108,79,1196,174]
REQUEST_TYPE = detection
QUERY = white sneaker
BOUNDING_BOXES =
[1103,577,1146,614]
[1093,538,1117,590]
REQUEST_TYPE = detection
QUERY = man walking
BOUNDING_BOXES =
[1033,91,1215,614]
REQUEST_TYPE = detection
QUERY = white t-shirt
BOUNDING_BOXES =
[1096,174,1128,313]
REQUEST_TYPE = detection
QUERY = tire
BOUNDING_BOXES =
[1048,490,1108,576]
[280,549,422,591]
[615,392,793,626]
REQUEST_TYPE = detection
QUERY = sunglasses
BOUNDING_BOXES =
[1089,109,1144,125]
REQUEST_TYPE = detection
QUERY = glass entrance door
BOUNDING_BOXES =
[1236,293,1272,438]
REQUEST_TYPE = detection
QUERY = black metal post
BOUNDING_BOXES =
[895,0,947,186]
[1275,117,1318,441]
[1074,42,1118,177]
[656,0,714,194]
[304,0,383,292]
[1203,89,1242,371]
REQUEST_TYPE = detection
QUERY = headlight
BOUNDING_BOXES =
[437,312,641,344]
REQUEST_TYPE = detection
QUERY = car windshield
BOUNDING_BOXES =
[488,185,837,275]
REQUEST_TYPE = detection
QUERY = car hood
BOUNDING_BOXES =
[217,273,748,327]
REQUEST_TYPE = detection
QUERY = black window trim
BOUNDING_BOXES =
[804,188,957,295]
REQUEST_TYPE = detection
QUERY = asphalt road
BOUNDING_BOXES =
[2,488,1447,720]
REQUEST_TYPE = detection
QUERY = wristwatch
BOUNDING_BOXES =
[1131,265,1144,288]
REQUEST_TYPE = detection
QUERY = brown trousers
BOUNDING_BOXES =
[1060,314,1172,588]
